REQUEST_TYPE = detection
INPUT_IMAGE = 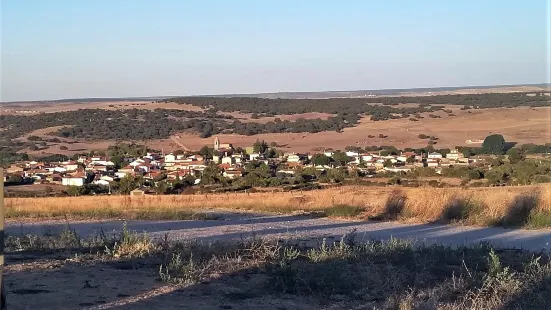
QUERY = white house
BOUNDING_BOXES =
[49,166,67,173]
[249,153,261,161]
[93,179,111,186]
[62,162,79,171]
[361,154,373,162]
[446,149,465,160]
[384,166,413,173]
[397,155,408,162]
[232,154,244,163]
[223,169,243,179]
[346,151,359,157]
[426,159,439,167]
[428,152,443,159]
[324,152,334,157]
[221,156,234,165]
[100,175,115,182]
[164,154,176,162]
[115,171,129,179]
[287,154,301,163]
[62,176,85,187]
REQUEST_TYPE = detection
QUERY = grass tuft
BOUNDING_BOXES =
[5,225,551,309]
[441,196,484,223]
[322,204,365,217]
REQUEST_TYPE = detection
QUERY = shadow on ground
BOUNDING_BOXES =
[4,220,551,310]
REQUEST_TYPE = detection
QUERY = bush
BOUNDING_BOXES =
[323,205,365,217]
[371,190,407,221]
[27,135,42,141]
[441,197,484,223]
[500,192,539,227]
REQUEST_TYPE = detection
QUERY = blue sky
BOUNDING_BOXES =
[1,0,549,101]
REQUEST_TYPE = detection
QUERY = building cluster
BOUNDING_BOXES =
[4,137,480,188]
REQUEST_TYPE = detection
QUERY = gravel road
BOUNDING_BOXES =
[7,213,551,252]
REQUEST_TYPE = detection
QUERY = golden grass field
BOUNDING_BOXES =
[15,105,551,157]
[6,185,551,227]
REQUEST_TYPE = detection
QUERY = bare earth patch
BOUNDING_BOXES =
[160,107,551,152]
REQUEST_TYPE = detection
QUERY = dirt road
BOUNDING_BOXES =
[169,135,190,151]
[8,213,551,251]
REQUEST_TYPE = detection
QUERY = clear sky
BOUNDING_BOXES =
[1,0,549,101]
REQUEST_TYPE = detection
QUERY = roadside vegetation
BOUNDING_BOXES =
[5,185,551,229]
[5,225,551,309]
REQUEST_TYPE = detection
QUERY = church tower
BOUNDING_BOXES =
[214,137,220,150]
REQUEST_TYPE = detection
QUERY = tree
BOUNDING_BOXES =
[483,134,505,155]
[507,148,525,164]
[311,154,331,166]
[7,174,23,183]
[153,180,170,194]
[266,148,277,158]
[65,186,83,196]
[253,139,268,154]
[198,146,214,158]
[485,169,507,185]
[467,169,483,180]
[490,156,504,167]
[27,135,42,141]
[331,151,351,166]
[406,156,416,164]
[201,162,222,185]
[59,145,68,150]
[383,159,393,168]
[118,175,142,194]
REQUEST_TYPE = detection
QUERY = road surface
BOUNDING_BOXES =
[7,213,551,252]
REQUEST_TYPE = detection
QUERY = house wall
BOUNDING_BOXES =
[62,178,85,187]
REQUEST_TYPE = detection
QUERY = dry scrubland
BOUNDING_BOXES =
[5,221,551,309]
[6,185,551,228]
[171,106,551,152]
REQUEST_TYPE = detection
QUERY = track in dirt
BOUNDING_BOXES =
[8,214,551,252]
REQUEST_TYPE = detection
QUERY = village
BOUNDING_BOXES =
[2,136,487,193]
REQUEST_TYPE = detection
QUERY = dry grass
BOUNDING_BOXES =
[5,226,551,309]
[167,106,551,152]
[11,105,551,156]
[6,185,551,227]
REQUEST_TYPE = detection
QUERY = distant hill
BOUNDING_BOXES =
[2,83,549,104]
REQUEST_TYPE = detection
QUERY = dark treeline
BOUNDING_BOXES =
[165,92,549,116]
[166,97,445,121]
[0,108,358,141]
[1,93,549,148]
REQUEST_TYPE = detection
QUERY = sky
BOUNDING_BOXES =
[1,0,550,101]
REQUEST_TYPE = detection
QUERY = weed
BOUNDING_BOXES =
[104,221,155,258]
[526,211,551,229]
[500,192,540,227]
[441,196,484,223]
[5,226,551,309]
[322,204,365,217]
[159,252,204,285]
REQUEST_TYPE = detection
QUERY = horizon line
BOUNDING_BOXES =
[2,82,550,104]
